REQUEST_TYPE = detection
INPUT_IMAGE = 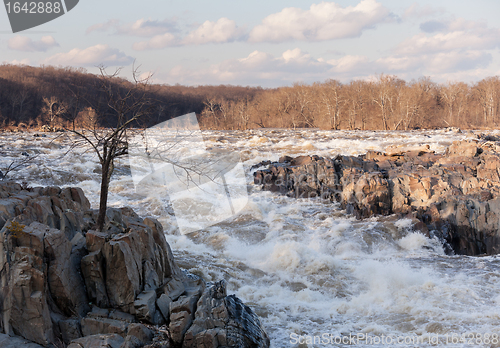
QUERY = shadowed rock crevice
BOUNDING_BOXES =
[254,139,500,256]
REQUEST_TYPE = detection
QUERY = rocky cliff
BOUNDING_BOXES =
[254,139,500,256]
[0,182,270,347]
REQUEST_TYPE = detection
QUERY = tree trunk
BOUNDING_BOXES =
[96,158,113,231]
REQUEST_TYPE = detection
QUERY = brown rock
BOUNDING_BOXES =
[44,227,90,317]
[446,140,481,157]
[103,239,141,313]
[81,250,109,307]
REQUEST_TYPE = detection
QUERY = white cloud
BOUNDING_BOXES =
[397,18,500,55]
[133,33,177,51]
[182,18,245,45]
[8,36,59,52]
[396,30,500,56]
[43,44,134,67]
[249,0,391,43]
[425,50,491,73]
[354,17,499,80]
[87,18,178,37]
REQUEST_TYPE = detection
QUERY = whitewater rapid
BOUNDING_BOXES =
[1,128,500,347]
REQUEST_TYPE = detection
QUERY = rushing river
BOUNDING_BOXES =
[1,128,500,347]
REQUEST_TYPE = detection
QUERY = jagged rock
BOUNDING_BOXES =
[446,140,481,157]
[0,222,55,346]
[183,280,270,348]
[80,307,135,338]
[341,172,391,218]
[157,294,172,322]
[0,184,89,238]
[44,227,89,317]
[169,294,201,345]
[103,238,141,313]
[162,277,186,301]
[127,323,153,344]
[59,318,82,344]
[86,230,108,252]
[81,250,109,307]
[0,333,45,347]
[385,144,431,156]
[81,316,129,337]
[135,291,163,325]
[68,333,125,348]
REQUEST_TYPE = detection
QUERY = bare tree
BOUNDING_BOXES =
[371,74,402,130]
[201,98,219,129]
[474,77,500,126]
[42,96,68,130]
[69,66,153,231]
[316,80,344,130]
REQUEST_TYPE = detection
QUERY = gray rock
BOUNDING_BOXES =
[59,318,82,344]
[0,222,54,346]
[68,333,125,348]
[134,290,160,324]
[157,294,172,321]
[103,239,141,313]
[81,316,130,337]
[0,333,45,347]
[85,230,108,252]
[183,280,270,348]
[162,277,185,301]
[81,250,109,307]
[126,323,153,345]
[44,227,90,317]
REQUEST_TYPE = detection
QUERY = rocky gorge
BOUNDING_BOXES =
[0,182,270,347]
[253,138,500,256]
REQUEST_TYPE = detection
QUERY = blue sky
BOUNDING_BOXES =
[2,0,500,87]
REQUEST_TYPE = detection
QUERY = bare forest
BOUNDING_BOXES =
[1,64,499,130]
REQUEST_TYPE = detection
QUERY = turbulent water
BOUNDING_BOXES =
[2,128,500,347]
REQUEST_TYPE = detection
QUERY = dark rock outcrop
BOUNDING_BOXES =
[183,280,270,348]
[254,140,500,256]
[0,183,269,347]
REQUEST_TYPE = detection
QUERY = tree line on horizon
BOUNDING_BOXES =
[199,75,500,131]
[0,64,499,131]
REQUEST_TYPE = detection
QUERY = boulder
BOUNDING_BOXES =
[0,222,55,346]
[183,280,270,348]
[341,172,391,218]
[0,333,45,347]
[67,333,125,348]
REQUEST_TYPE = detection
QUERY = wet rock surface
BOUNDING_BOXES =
[254,139,500,256]
[0,183,269,347]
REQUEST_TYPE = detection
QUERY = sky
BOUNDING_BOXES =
[1,0,500,87]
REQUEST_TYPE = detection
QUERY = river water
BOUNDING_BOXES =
[1,128,500,347]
